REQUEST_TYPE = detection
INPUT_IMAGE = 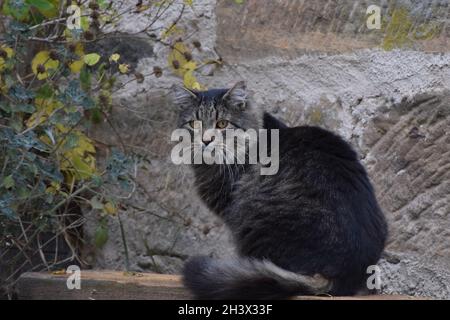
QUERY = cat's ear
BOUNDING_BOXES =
[223,81,248,109]
[171,85,198,109]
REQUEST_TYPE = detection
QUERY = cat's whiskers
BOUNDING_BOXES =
[218,143,246,186]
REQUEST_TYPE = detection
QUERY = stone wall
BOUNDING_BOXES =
[82,0,450,298]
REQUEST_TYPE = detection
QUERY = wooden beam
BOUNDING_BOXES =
[16,271,426,300]
[16,271,191,300]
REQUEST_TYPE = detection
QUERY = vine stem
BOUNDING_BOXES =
[117,211,130,271]
[48,182,91,214]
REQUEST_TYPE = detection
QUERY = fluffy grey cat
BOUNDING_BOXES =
[172,81,388,299]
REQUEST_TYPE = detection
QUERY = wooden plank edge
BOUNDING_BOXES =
[15,271,429,300]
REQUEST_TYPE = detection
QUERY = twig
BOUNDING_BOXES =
[117,211,130,271]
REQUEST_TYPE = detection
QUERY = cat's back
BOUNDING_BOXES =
[229,124,381,228]
[263,113,357,162]
[234,124,371,211]
[278,125,358,164]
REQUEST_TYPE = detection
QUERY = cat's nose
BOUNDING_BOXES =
[203,136,215,146]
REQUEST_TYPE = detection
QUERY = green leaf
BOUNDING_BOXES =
[9,115,23,132]
[92,175,103,187]
[36,83,54,99]
[25,0,54,11]
[1,175,15,189]
[80,66,92,91]
[90,107,103,124]
[90,196,104,210]
[15,103,36,113]
[0,206,17,220]
[9,85,35,101]
[0,195,17,220]
[81,96,95,110]
[84,53,101,66]
[94,224,108,248]
[3,0,30,20]
[61,132,79,151]
[0,102,12,113]
[80,16,90,31]
[60,80,88,106]
[97,0,108,9]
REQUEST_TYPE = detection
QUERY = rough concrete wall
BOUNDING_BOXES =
[216,0,449,57]
[83,0,450,298]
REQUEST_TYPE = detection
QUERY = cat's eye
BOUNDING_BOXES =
[216,120,229,129]
[189,120,201,129]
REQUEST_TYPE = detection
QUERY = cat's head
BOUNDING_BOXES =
[171,81,261,163]
[172,81,260,130]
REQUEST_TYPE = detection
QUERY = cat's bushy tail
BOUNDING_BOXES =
[182,256,331,300]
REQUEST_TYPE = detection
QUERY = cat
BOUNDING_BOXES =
[171,81,388,299]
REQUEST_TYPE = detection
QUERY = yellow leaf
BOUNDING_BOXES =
[184,0,194,6]
[103,202,117,215]
[191,82,202,90]
[81,16,90,31]
[0,45,14,72]
[109,53,120,63]
[45,181,61,194]
[75,133,96,153]
[136,4,150,12]
[3,46,13,57]
[48,127,97,183]
[100,13,112,25]
[69,60,84,73]
[167,42,189,77]
[52,269,66,275]
[0,75,6,94]
[68,43,85,73]
[183,70,201,90]
[168,42,203,89]
[84,53,101,66]
[118,64,130,74]
[183,70,194,88]
[26,98,61,128]
[61,152,96,181]
[73,43,85,56]
[183,61,197,71]
[161,25,184,40]
[31,51,59,80]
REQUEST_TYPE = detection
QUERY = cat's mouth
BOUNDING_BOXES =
[195,142,246,165]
